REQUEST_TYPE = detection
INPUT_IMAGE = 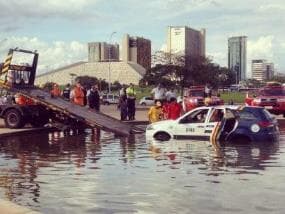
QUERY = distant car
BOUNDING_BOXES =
[183,86,224,112]
[101,94,119,105]
[146,105,279,143]
[245,82,285,117]
[139,96,154,106]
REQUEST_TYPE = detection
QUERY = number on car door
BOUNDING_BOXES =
[174,109,209,140]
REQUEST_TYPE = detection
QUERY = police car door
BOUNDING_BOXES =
[174,108,210,140]
[205,107,226,135]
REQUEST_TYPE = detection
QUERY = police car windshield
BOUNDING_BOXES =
[261,89,285,96]
[189,90,204,97]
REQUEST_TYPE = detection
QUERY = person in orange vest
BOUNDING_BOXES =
[70,82,85,106]
[15,93,34,105]
[50,83,61,97]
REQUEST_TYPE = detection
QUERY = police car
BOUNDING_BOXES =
[146,105,279,143]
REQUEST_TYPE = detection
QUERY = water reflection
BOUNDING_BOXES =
[0,129,284,213]
[149,139,280,174]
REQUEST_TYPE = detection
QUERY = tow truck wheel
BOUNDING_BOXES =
[154,132,171,141]
[4,109,25,129]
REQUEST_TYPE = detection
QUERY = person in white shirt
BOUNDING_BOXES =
[165,88,176,101]
[151,83,166,101]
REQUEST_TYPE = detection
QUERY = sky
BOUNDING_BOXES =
[0,0,284,77]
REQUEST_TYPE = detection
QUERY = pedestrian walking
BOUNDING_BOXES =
[151,83,166,101]
[87,84,100,111]
[204,83,212,98]
[119,94,128,121]
[165,88,176,101]
[126,83,136,120]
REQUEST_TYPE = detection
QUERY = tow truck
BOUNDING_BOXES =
[182,86,224,112]
[0,48,141,136]
[245,82,285,117]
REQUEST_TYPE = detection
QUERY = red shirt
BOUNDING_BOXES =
[162,103,170,119]
[167,102,182,120]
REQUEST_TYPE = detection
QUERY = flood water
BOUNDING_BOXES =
[0,127,285,214]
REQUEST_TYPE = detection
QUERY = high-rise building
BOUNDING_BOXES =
[122,34,151,70]
[252,59,274,81]
[88,42,119,62]
[166,26,206,58]
[228,36,247,83]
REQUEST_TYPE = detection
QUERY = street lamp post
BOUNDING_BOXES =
[108,31,116,94]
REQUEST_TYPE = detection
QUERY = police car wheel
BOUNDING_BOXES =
[4,109,25,129]
[154,132,171,141]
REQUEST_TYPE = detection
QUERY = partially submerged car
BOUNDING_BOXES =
[146,105,279,143]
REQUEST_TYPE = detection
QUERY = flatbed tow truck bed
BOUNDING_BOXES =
[14,87,142,136]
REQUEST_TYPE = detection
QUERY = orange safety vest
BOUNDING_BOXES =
[15,94,34,105]
[51,85,61,97]
[72,86,84,106]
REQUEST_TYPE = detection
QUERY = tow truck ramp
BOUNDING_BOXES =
[15,88,142,136]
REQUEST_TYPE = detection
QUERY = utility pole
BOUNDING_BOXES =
[108,32,116,94]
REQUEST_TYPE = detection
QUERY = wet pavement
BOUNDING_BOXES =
[0,127,285,213]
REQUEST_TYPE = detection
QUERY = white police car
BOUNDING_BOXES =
[146,105,239,141]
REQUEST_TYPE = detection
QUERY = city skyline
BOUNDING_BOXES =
[0,0,284,75]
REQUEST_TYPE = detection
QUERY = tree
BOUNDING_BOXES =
[42,82,55,91]
[75,76,108,91]
[143,51,235,90]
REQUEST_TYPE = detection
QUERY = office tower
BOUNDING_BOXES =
[228,36,247,83]
[122,34,151,70]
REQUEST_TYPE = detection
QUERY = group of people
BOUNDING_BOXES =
[50,82,100,111]
[148,83,182,123]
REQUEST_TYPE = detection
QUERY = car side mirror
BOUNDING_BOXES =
[217,93,221,97]
[253,94,256,98]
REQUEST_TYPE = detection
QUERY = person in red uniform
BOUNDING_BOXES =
[167,97,182,120]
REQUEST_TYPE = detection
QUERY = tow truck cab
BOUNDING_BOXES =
[245,82,285,117]
[183,86,224,112]
[0,48,50,128]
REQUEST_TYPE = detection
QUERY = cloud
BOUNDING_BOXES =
[0,0,98,26]
[0,37,87,74]
[248,36,274,61]
[247,36,274,76]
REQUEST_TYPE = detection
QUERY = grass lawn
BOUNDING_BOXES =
[122,86,246,104]
[220,91,246,104]
[135,86,153,100]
